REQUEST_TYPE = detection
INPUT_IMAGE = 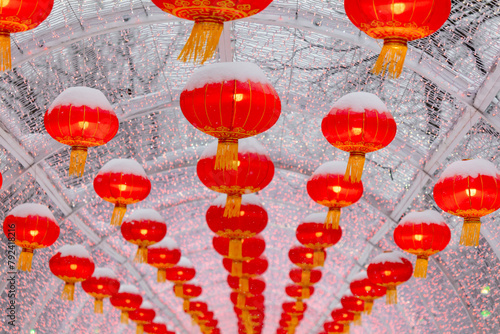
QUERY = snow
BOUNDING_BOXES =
[153,316,167,324]
[312,161,348,177]
[92,267,117,279]
[370,251,407,265]
[303,212,328,224]
[331,92,388,113]
[97,159,147,177]
[212,194,263,208]
[149,236,179,250]
[440,158,499,179]
[57,244,92,259]
[8,203,57,222]
[124,209,166,224]
[118,284,140,294]
[200,138,269,159]
[140,301,154,309]
[399,210,446,227]
[184,62,270,91]
[175,256,193,268]
[342,291,354,298]
[350,271,368,282]
[48,86,113,111]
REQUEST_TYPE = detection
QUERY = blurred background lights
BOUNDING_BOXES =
[481,310,491,319]
[481,285,491,295]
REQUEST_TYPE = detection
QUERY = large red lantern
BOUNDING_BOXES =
[321,92,397,182]
[110,284,143,324]
[49,244,95,301]
[45,87,119,176]
[307,161,363,229]
[0,0,53,71]
[213,234,265,276]
[367,251,413,304]
[147,236,182,282]
[94,159,151,225]
[223,256,268,291]
[165,257,196,296]
[394,210,451,277]
[340,293,364,325]
[289,268,322,287]
[433,159,500,247]
[349,271,386,314]
[121,209,167,263]
[81,267,120,313]
[2,203,60,271]
[174,282,203,312]
[344,0,451,78]
[129,301,156,334]
[143,316,169,334]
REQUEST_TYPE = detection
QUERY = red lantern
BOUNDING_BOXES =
[94,159,151,225]
[143,316,169,334]
[345,0,450,78]
[121,209,167,263]
[330,308,354,332]
[223,256,268,292]
[129,301,156,334]
[433,159,500,247]
[81,267,120,313]
[307,161,363,229]
[166,257,196,297]
[49,244,95,301]
[282,301,307,315]
[324,322,345,334]
[214,234,265,276]
[174,283,202,312]
[349,271,386,314]
[147,236,182,283]
[394,210,451,277]
[0,0,53,71]
[367,251,413,304]
[228,275,265,309]
[231,293,264,310]
[321,92,397,182]
[186,301,208,317]
[289,245,326,272]
[340,293,364,326]
[286,284,315,300]
[281,312,303,327]
[289,268,322,287]
[45,87,119,176]
[2,203,60,271]
[110,284,143,324]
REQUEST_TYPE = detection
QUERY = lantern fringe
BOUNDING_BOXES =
[224,194,242,218]
[94,298,103,314]
[459,217,481,247]
[287,327,295,334]
[69,146,88,177]
[0,32,11,72]
[174,284,184,298]
[237,293,246,309]
[301,270,311,285]
[291,315,299,326]
[344,152,366,183]
[372,38,408,79]
[344,324,350,333]
[17,248,34,272]
[111,204,127,226]
[354,313,362,326]
[239,277,249,292]
[386,287,397,305]
[414,255,429,278]
[215,138,239,171]
[121,310,129,324]
[134,246,148,264]
[157,268,166,283]
[183,299,190,312]
[295,300,304,311]
[313,249,325,267]
[364,300,373,315]
[61,282,75,301]
[301,287,310,299]
[232,260,243,277]
[229,238,243,259]
[136,323,144,334]
[178,21,224,64]
[325,207,341,229]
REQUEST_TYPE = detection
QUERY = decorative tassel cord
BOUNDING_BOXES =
[344,152,366,183]
[372,38,408,79]
[239,277,249,292]
[136,323,144,334]
[459,217,481,247]
[232,260,243,277]
[134,246,148,264]
[229,238,243,259]
[61,282,75,301]
[295,300,304,311]
[121,310,129,324]
[237,293,246,309]
[157,268,167,283]
[313,249,325,267]
[111,204,127,226]
[414,255,429,278]
[386,287,397,305]
[301,287,310,299]
[0,32,11,72]
[69,146,88,177]
[174,284,184,298]
[94,298,103,314]
[224,194,242,218]
[183,299,190,312]
[17,248,34,271]
[353,313,362,326]
[178,21,224,64]
[301,269,311,285]
[364,300,373,315]
[325,207,341,229]
[215,139,239,171]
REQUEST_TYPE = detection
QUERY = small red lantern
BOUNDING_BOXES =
[174,282,202,312]
[231,293,264,310]
[367,251,413,304]
[307,161,363,229]
[110,284,143,324]
[228,275,266,309]
[286,284,315,300]
[45,87,119,176]
[121,209,167,263]
[165,257,196,297]
[289,268,322,287]
[394,210,451,277]
[340,293,364,326]
[349,271,386,314]
[2,203,60,271]
[213,234,265,276]
[143,316,169,334]
[282,301,307,315]
[147,236,182,282]
[330,308,354,332]
[186,301,208,317]
[129,301,156,334]
[49,244,95,301]
[223,256,268,292]
[289,245,326,271]
[434,159,500,246]
[281,312,303,327]
[322,92,397,182]
[81,267,120,313]
[94,159,151,225]
[324,322,345,334]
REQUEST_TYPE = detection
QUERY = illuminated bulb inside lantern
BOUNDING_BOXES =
[315,232,323,237]
[140,229,148,235]
[0,0,10,8]
[466,188,477,196]
[351,127,362,135]
[391,3,406,14]
[125,299,131,304]
[30,230,39,237]
[233,94,244,102]
[357,300,363,305]
[78,121,90,129]
[332,186,342,193]
[118,184,127,191]
[70,264,78,270]
[384,270,392,276]
[414,234,423,241]
[97,285,103,289]
[365,286,372,292]
[139,312,144,316]
[240,211,245,216]
[186,289,192,293]
[160,254,166,259]
[305,253,313,259]
[177,271,183,275]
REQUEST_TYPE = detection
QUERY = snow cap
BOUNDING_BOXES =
[49,86,113,111]
[8,203,57,222]
[312,161,348,177]
[440,159,499,179]
[57,244,92,259]
[140,301,154,309]
[200,138,269,159]
[92,267,117,279]
[211,194,263,208]
[332,92,388,113]
[97,159,147,177]
[350,271,368,282]
[302,212,328,224]
[399,210,446,227]
[149,236,179,250]
[175,256,193,268]
[124,209,165,224]
[370,251,408,265]
[118,284,140,294]
[152,316,167,324]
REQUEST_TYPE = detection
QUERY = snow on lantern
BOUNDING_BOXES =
[213,234,265,276]
[147,236,182,283]
[81,267,120,313]
[110,284,143,324]
[349,271,386,314]
[143,316,169,334]
[165,257,196,298]
[129,301,156,334]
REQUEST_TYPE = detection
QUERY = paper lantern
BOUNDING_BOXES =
[433,159,500,246]
[186,301,208,317]
[173,283,202,312]
[94,159,151,225]
[2,203,60,271]
[394,210,451,277]
[147,236,182,282]
[44,87,119,176]
[228,275,265,309]
[322,92,397,182]
[49,244,95,301]
[281,312,303,327]
[289,268,322,287]
[340,293,364,326]
[349,271,386,314]
[110,284,143,324]
[213,234,265,276]
[222,256,268,290]
[166,257,196,297]
[282,301,307,315]
[129,301,156,334]
[324,322,345,334]
[330,308,354,332]
[143,316,169,334]
[286,284,315,300]
[81,267,120,313]
[344,0,451,78]
[289,246,326,271]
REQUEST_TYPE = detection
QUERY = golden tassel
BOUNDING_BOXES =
[313,249,325,267]
[94,298,103,314]
[178,21,224,64]
[301,287,310,299]
[17,248,34,272]
[237,293,246,309]
[344,152,366,183]
[386,286,397,305]
[232,260,243,277]
[295,300,304,311]
[121,310,129,324]
[459,217,481,247]
[157,268,167,283]
[291,315,299,326]
[242,310,250,323]
[136,323,144,334]
[0,32,11,72]
[344,324,350,333]
[301,270,311,285]
[69,146,88,177]
[111,204,127,226]
[325,207,341,229]
[239,277,249,292]
[214,138,239,171]
[61,282,75,301]
[229,238,243,259]
[183,299,190,312]
[134,246,148,264]
[371,37,408,79]
[414,255,429,278]
[174,284,184,298]
[364,300,373,315]
[224,194,242,218]
[287,327,295,334]
[353,313,362,326]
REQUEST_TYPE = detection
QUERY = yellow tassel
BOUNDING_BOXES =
[372,37,408,79]
[364,300,373,315]
[183,299,190,312]
[94,298,103,314]
[344,152,366,183]
[136,323,144,334]
[241,310,250,323]
[313,250,325,267]
[215,138,239,171]
[174,284,184,298]
[111,204,127,226]
[325,207,341,229]
[17,248,34,271]
[69,146,88,177]
[287,327,295,334]
[0,32,11,72]
[301,270,311,285]
[232,260,243,277]
[386,287,397,305]
[414,255,429,278]
[353,313,362,326]
[134,246,148,264]
[224,194,242,218]
[178,21,224,64]
[291,315,299,326]
[121,310,129,324]
[229,238,243,259]
[296,300,304,311]
[239,277,249,292]
[459,217,481,247]
[61,282,75,301]
[344,324,350,333]
[157,268,166,283]
[237,293,246,309]
[301,287,310,299]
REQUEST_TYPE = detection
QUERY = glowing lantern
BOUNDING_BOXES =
[173,282,202,312]
[289,245,326,271]
[213,234,265,276]
[49,244,95,301]
[228,275,265,309]
[340,293,364,326]
[186,301,208,319]
[231,293,264,311]
[282,301,307,316]
[81,267,120,313]
[289,268,322,287]
[321,92,397,182]
[433,159,500,247]
[349,271,386,314]
[344,0,451,78]
[165,257,196,297]
[286,284,315,301]
[330,308,355,332]
[44,87,119,176]
[324,322,345,334]
[281,312,303,328]
[143,316,169,334]
[2,203,60,271]
[110,284,143,324]
[367,251,413,304]
[394,210,451,277]
[223,256,268,291]
[147,236,182,282]
[94,159,151,225]
[129,301,156,334]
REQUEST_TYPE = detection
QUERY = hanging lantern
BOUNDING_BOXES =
[323,322,345,334]
[307,161,363,229]
[129,301,156,334]
[231,293,264,311]
[186,301,208,319]
[330,308,355,333]
[289,246,326,272]
[44,87,119,177]
[228,275,266,309]
[321,92,397,182]
[81,267,120,313]
[147,236,182,283]
[0,0,53,71]
[286,284,315,301]
[296,212,343,267]
[143,316,169,334]
[281,312,303,328]
[2,203,60,271]
[165,257,196,298]
[282,301,307,316]
[222,256,268,291]
[200,318,218,332]
[110,284,143,324]
[433,159,500,247]
[121,209,167,263]
[213,234,265,276]
[49,244,95,301]
[340,293,364,326]
[349,271,386,314]
[174,283,203,312]
[289,268,322,287]
[394,210,451,278]
[367,251,413,305]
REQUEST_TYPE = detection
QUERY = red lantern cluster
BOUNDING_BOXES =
[349,271,386,314]
[147,236,182,282]
[110,284,143,324]
[81,267,120,313]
